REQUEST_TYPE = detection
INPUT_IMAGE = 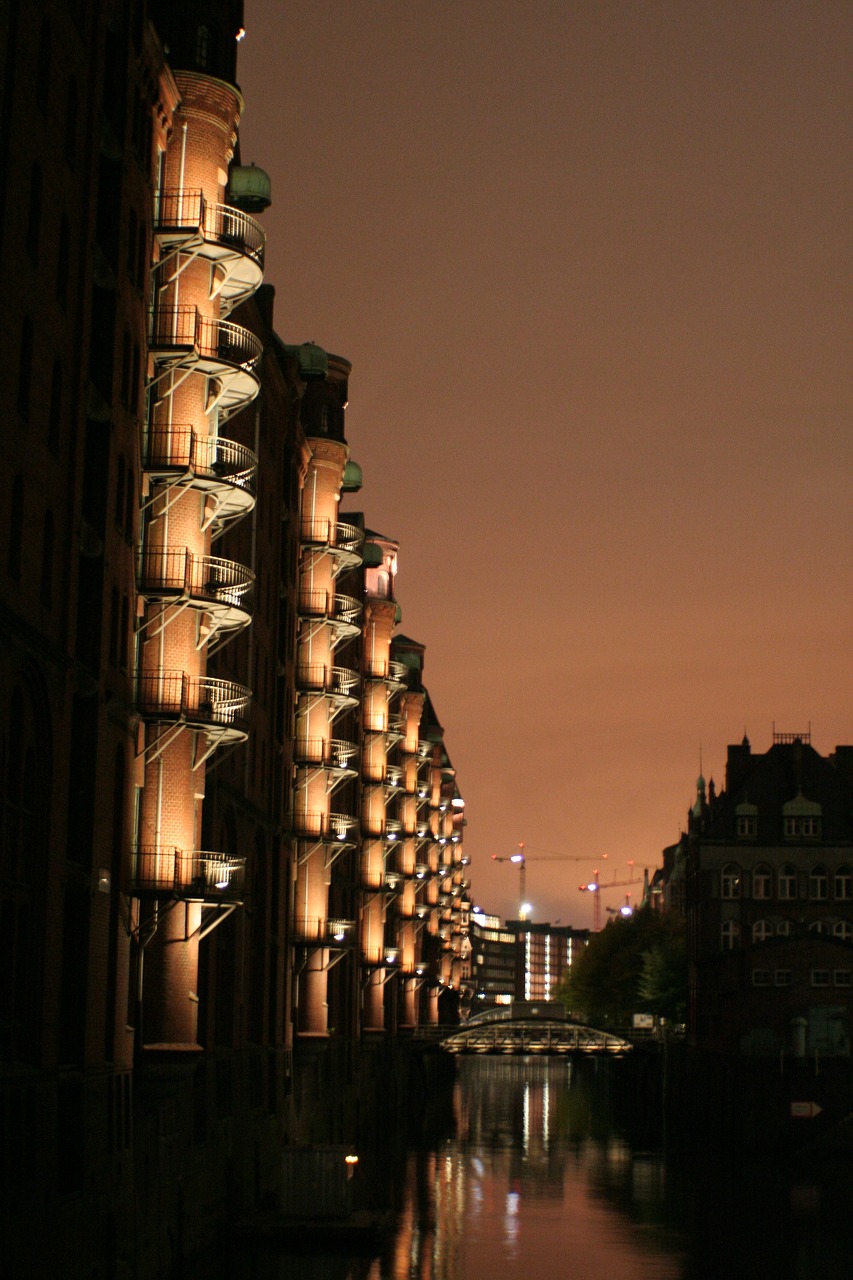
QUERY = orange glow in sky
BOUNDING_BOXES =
[238,1,853,930]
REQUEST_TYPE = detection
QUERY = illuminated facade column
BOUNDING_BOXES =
[292,357,360,1036]
[396,681,427,1027]
[359,536,399,1031]
[136,67,260,1048]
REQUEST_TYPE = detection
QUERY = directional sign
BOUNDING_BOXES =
[790,1101,822,1119]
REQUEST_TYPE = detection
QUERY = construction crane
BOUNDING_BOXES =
[578,863,641,931]
[491,842,604,921]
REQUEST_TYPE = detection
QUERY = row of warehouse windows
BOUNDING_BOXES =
[722,919,853,949]
[720,864,852,900]
[751,970,851,988]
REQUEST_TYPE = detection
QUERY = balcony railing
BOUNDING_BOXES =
[291,811,358,842]
[155,189,265,264]
[292,917,355,945]
[293,737,358,770]
[132,846,245,902]
[295,664,359,699]
[143,427,258,500]
[295,590,362,631]
[137,670,250,732]
[150,307,262,375]
[299,519,364,561]
[139,546,254,612]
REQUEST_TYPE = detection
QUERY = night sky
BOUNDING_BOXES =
[236,1,853,930]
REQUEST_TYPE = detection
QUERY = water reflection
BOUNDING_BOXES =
[370,1057,683,1280]
[231,1056,853,1280]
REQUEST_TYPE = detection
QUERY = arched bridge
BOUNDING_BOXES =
[440,1018,633,1057]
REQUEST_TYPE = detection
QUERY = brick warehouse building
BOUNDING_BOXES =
[0,3,469,1273]
[683,733,853,1057]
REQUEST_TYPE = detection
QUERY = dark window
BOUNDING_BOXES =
[8,477,24,580]
[56,214,70,307]
[27,165,42,263]
[65,78,78,163]
[17,318,33,420]
[36,18,51,104]
[48,360,62,455]
[40,511,54,607]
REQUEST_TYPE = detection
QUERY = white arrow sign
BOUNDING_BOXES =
[790,1101,822,1119]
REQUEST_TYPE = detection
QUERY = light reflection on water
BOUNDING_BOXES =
[369,1056,684,1280]
[231,1055,853,1280]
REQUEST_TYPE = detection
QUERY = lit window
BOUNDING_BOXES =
[721,863,741,900]
[811,970,831,988]
[752,919,773,944]
[809,867,828,901]
[778,865,798,900]
[752,970,772,987]
[834,867,853,900]
[753,865,772,899]
[721,920,740,951]
[775,970,792,987]
[832,920,853,942]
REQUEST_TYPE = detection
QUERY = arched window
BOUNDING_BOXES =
[834,867,853,901]
[778,864,798,900]
[833,920,853,942]
[776,920,791,938]
[721,920,740,951]
[809,866,828,901]
[752,919,773,944]
[809,921,830,936]
[753,864,772,899]
[721,863,741,900]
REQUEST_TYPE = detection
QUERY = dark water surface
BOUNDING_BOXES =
[232,1055,853,1280]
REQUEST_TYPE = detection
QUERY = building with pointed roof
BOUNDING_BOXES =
[684,731,853,1056]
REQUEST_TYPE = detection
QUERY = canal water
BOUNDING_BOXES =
[233,1055,853,1280]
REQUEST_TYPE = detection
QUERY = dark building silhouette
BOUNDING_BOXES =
[680,732,853,1056]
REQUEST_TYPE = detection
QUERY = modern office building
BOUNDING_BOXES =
[468,912,587,1008]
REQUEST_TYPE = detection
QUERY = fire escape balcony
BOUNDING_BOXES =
[148,306,262,421]
[361,816,399,842]
[137,670,250,750]
[292,916,355,946]
[299,518,365,572]
[153,188,265,313]
[143,427,257,534]
[293,736,358,777]
[385,764,404,794]
[132,846,245,903]
[290,810,358,845]
[294,663,359,710]
[296,589,362,641]
[138,546,254,650]
[363,658,408,692]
